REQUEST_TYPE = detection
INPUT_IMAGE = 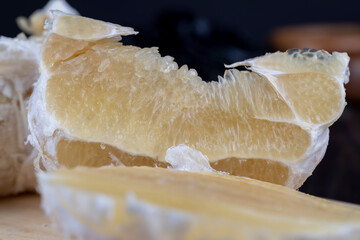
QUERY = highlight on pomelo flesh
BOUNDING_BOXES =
[38,166,360,240]
[28,12,349,189]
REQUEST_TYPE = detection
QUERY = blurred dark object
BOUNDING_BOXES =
[133,11,262,81]
[268,23,360,102]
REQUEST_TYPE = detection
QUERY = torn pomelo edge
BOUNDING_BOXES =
[37,166,360,240]
[28,12,349,189]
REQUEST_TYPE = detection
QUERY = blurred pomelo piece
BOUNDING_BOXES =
[38,166,360,240]
[28,13,349,188]
[16,0,79,36]
[0,35,40,196]
[0,1,79,196]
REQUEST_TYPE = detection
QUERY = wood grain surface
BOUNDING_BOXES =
[0,194,63,240]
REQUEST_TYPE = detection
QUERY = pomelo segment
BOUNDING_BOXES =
[38,166,360,240]
[28,13,349,188]
[227,48,348,125]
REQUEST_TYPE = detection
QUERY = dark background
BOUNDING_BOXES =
[1,0,359,204]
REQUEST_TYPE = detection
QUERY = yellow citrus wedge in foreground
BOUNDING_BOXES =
[28,12,349,188]
[38,166,360,240]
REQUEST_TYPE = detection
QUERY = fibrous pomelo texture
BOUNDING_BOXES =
[0,1,79,196]
[38,166,360,240]
[0,36,40,196]
[28,13,349,188]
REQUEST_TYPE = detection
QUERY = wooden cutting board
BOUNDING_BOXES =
[0,194,63,240]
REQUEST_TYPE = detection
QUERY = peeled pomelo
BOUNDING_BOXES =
[38,166,360,240]
[28,12,349,188]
